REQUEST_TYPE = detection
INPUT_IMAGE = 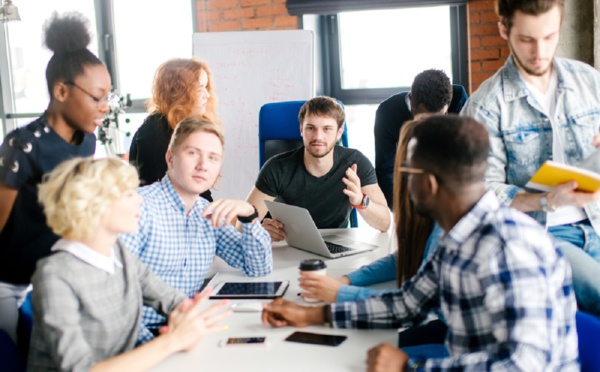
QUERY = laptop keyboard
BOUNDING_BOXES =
[325,241,353,254]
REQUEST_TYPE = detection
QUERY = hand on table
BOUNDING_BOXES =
[262,218,286,242]
[367,343,410,372]
[262,298,321,328]
[163,288,232,352]
[299,273,350,302]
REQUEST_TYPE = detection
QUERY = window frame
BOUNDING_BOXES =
[0,0,197,136]
[319,5,468,105]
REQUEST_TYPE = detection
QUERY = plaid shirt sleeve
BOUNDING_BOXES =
[330,257,440,330]
[215,221,272,277]
[425,237,577,371]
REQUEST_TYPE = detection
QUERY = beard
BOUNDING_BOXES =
[509,40,553,77]
[305,141,335,158]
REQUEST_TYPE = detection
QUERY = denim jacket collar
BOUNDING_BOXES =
[501,56,575,104]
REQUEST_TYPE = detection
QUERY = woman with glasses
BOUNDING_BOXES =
[0,12,111,344]
[129,58,219,201]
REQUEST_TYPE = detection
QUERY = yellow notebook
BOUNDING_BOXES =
[526,161,600,192]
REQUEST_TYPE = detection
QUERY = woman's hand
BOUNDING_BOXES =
[163,288,232,352]
[298,273,350,302]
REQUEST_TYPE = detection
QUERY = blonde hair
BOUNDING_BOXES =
[168,116,225,153]
[38,157,139,241]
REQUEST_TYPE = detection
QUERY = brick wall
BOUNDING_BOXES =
[195,0,298,32]
[468,0,509,93]
[195,0,508,94]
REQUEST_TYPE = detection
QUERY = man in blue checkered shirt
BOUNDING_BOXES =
[262,116,578,371]
[121,117,272,343]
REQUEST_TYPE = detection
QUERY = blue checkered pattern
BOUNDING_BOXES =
[120,176,272,343]
[331,191,579,371]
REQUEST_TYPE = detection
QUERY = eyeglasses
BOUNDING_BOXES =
[397,165,425,175]
[65,82,116,107]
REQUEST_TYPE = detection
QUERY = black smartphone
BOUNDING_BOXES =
[219,337,269,347]
[285,331,347,347]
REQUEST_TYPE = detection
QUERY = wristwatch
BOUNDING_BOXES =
[540,194,556,213]
[237,205,259,223]
[406,355,426,372]
[351,192,370,210]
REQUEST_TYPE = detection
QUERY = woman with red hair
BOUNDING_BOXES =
[129,58,219,201]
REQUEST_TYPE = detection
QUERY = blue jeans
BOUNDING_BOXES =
[549,221,600,316]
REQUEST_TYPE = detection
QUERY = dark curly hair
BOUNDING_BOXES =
[412,115,490,189]
[496,0,564,32]
[43,12,104,96]
[410,69,452,114]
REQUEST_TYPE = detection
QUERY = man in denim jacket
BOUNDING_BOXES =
[462,0,600,316]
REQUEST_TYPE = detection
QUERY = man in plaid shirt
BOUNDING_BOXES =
[262,116,578,371]
[121,117,272,343]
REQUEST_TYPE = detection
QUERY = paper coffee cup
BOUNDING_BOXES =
[299,259,327,303]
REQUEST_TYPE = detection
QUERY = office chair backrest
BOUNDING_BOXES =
[258,100,349,167]
[0,330,25,372]
[576,311,600,371]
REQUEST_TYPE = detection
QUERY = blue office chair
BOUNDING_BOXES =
[17,292,33,360]
[0,330,25,372]
[258,100,357,227]
[258,100,349,167]
[576,311,600,371]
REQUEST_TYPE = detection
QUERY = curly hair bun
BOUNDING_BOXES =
[43,12,92,54]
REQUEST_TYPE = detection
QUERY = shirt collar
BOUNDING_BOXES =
[443,190,500,250]
[159,175,208,218]
[51,239,123,274]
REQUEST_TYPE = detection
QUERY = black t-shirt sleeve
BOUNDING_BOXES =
[0,130,36,190]
[255,157,281,197]
[355,151,377,187]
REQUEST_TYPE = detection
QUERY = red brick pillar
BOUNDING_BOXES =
[467,0,510,93]
[195,0,299,32]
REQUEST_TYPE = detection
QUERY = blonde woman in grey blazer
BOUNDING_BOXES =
[28,157,231,371]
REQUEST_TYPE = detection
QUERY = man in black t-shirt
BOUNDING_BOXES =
[246,96,390,242]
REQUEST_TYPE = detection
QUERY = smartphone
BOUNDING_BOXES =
[219,337,269,347]
[284,331,347,347]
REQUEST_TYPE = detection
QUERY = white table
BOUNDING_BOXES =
[151,227,398,372]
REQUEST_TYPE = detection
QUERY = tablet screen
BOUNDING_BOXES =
[211,281,288,299]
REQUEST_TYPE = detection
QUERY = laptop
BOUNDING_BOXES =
[264,200,378,259]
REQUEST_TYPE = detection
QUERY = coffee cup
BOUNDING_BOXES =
[299,259,327,303]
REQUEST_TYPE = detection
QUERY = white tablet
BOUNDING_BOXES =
[210,281,289,299]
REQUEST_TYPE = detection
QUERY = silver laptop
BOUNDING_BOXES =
[264,200,378,259]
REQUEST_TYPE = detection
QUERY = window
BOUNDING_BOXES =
[112,1,193,101]
[5,1,97,117]
[337,7,452,90]
[0,0,194,153]
[312,4,467,162]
